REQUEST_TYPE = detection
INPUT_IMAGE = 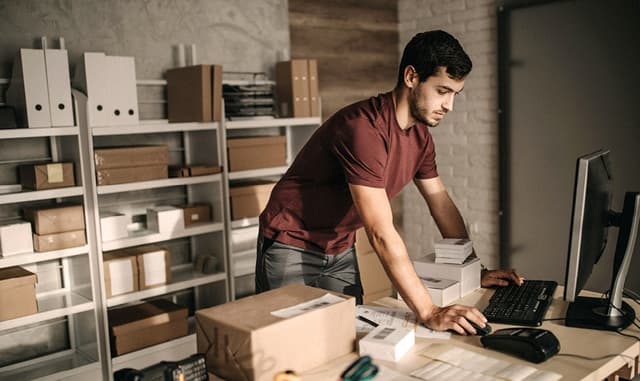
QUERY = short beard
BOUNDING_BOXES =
[409,88,437,127]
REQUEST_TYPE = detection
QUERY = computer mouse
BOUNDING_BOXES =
[470,321,492,336]
[480,328,560,363]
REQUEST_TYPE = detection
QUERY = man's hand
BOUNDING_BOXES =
[481,268,524,287]
[421,304,488,335]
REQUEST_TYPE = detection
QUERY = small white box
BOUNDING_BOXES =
[100,212,129,242]
[398,277,460,306]
[413,254,481,296]
[359,326,415,362]
[146,206,184,233]
[0,220,34,256]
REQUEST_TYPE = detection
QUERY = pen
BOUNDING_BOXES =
[357,315,379,327]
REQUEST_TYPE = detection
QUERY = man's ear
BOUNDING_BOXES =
[404,65,417,89]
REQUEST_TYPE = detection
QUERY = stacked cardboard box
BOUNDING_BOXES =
[355,228,394,303]
[18,162,75,190]
[275,59,320,117]
[94,145,168,185]
[196,284,355,381]
[108,299,188,356]
[229,181,276,220]
[165,64,223,123]
[0,266,37,321]
[23,204,86,252]
[227,136,286,172]
[103,245,172,298]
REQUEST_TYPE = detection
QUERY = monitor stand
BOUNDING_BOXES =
[566,296,636,331]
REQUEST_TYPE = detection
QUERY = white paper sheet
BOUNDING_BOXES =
[270,293,345,318]
[413,343,562,381]
[142,250,166,286]
[355,305,451,339]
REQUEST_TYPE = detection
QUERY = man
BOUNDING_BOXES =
[257,30,522,335]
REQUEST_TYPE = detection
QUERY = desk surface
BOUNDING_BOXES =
[302,287,640,381]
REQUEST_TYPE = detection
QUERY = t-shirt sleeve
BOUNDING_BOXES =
[330,119,387,188]
[414,138,438,179]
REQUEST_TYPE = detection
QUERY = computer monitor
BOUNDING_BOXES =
[563,149,639,331]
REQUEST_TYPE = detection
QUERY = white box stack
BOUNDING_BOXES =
[398,277,460,307]
[413,254,481,296]
[359,325,415,362]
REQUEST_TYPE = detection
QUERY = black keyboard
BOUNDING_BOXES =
[483,280,557,326]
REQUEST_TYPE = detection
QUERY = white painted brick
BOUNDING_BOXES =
[467,18,494,32]
[399,0,420,21]
[416,13,452,28]
[399,20,418,32]
[451,6,493,22]
[432,0,467,15]
[466,0,498,8]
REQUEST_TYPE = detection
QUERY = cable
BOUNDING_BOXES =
[556,352,637,361]
[542,317,565,321]
[617,331,640,341]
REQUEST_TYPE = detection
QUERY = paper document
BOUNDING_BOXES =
[412,343,562,381]
[271,293,345,318]
[355,305,451,339]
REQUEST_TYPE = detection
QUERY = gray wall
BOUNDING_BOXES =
[505,0,640,294]
[0,0,290,80]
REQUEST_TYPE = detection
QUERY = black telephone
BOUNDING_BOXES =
[480,328,560,363]
[114,353,208,381]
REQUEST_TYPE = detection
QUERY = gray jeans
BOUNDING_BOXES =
[255,232,363,304]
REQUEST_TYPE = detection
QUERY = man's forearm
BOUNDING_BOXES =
[426,191,468,239]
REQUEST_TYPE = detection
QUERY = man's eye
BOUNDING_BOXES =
[437,90,447,95]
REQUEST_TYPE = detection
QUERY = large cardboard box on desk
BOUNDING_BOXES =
[19,162,75,190]
[196,284,356,381]
[413,253,481,296]
[355,228,394,303]
[0,266,37,321]
[229,181,276,220]
[108,299,188,356]
[227,136,286,172]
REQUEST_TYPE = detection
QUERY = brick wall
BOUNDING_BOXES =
[398,0,500,269]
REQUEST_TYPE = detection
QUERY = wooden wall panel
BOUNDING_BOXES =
[289,0,399,120]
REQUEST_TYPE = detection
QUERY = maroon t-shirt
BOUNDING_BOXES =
[259,92,438,254]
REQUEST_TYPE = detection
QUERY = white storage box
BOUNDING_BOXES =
[0,221,34,256]
[359,325,415,362]
[398,277,460,307]
[100,212,129,242]
[146,206,184,234]
[413,254,481,296]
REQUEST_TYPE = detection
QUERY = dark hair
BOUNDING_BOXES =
[397,30,472,87]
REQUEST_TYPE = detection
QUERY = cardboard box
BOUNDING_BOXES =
[94,145,169,169]
[308,59,320,117]
[0,220,34,256]
[108,299,188,356]
[355,228,393,303]
[19,162,75,190]
[169,165,222,177]
[227,136,286,172]
[103,252,138,298]
[229,182,276,220]
[147,206,185,233]
[359,326,415,362]
[33,229,86,252]
[23,204,85,235]
[413,254,481,297]
[276,59,310,117]
[96,164,168,185]
[100,212,129,242]
[128,245,171,290]
[398,277,460,307]
[0,266,37,321]
[166,64,223,123]
[180,204,212,226]
[196,284,355,381]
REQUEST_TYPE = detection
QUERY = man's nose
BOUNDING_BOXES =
[442,94,454,112]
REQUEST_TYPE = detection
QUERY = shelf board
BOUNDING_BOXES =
[0,245,89,268]
[228,165,288,180]
[231,216,260,229]
[107,269,227,307]
[112,333,196,371]
[0,126,79,140]
[0,186,84,205]
[0,290,94,331]
[0,352,99,381]
[91,120,219,135]
[97,174,221,194]
[226,116,321,129]
[101,222,224,251]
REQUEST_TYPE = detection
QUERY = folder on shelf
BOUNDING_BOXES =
[6,49,51,128]
[43,48,74,127]
[74,52,111,127]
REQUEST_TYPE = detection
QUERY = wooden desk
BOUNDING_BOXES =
[302,287,640,381]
